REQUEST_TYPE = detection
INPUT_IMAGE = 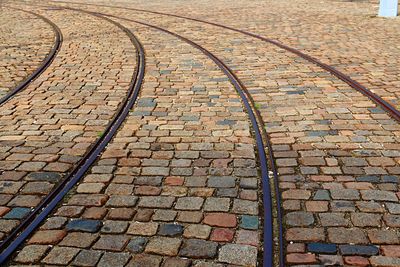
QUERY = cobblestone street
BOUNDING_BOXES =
[0,0,400,266]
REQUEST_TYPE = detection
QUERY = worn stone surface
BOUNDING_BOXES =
[145,237,182,256]
[179,239,218,258]
[14,245,49,263]
[218,244,258,266]
[6,0,400,266]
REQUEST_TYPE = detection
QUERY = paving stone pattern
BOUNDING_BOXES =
[2,0,400,266]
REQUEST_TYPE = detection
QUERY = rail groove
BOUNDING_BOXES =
[0,6,63,106]
[0,9,145,264]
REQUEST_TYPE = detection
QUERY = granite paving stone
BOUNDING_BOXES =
[145,237,182,256]
[179,239,218,258]
[66,219,102,233]
[72,250,103,266]
[14,245,49,263]
[126,237,148,254]
[218,244,258,266]
[42,247,79,265]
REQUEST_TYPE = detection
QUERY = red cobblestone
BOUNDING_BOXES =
[203,213,237,228]
[286,253,317,264]
[344,256,370,267]
[28,230,66,245]
[210,228,235,242]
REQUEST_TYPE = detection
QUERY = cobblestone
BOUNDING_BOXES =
[219,244,258,266]
[339,245,379,256]
[183,224,211,239]
[42,247,79,265]
[60,232,97,248]
[328,228,368,244]
[66,219,102,232]
[158,223,184,237]
[145,237,181,256]
[72,250,103,266]
[28,230,66,244]
[93,235,129,251]
[126,237,148,254]
[97,252,131,267]
[286,211,314,226]
[307,243,337,254]
[179,239,218,258]
[14,245,48,263]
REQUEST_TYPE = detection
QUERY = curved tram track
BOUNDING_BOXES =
[0,7,63,106]
[0,9,145,264]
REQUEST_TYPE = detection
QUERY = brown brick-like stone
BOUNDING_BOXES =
[368,230,399,244]
[328,228,368,244]
[145,237,181,256]
[203,213,237,227]
[381,245,400,257]
[28,230,66,245]
[286,253,317,264]
[344,256,370,267]
[286,228,325,242]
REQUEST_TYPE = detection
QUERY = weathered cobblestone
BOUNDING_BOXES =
[339,245,379,256]
[179,239,218,258]
[328,228,368,244]
[72,250,103,266]
[286,212,314,226]
[97,252,130,267]
[62,234,96,249]
[42,246,79,265]
[145,237,182,256]
[66,219,102,232]
[14,245,48,263]
[126,237,148,254]
[219,244,258,266]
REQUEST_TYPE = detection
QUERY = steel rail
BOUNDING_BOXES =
[0,6,63,106]
[0,9,145,264]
